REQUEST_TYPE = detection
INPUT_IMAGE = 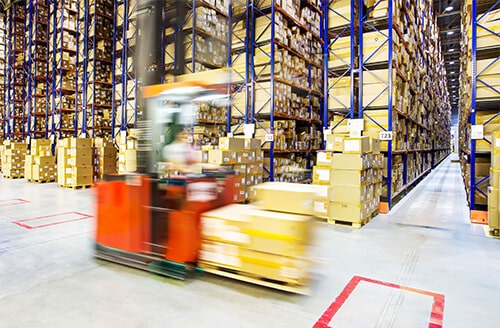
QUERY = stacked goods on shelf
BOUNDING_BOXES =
[93,137,117,181]
[48,0,78,138]
[0,12,5,138]
[204,137,264,202]
[113,0,139,138]
[199,201,314,291]
[77,0,113,138]
[25,139,56,183]
[5,3,26,141]
[117,131,137,173]
[328,0,450,210]
[1,140,27,178]
[165,1,229,73]
[193,102,227,147]
[459,1,500,212]
[25,1,50,140]
[488,132,500,235]
[231,0,324,181]
[56,137,93,188]
[311,136,382,227]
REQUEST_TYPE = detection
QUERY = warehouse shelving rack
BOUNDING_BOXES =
[48,0,78,140]
[244,0,325,182]
[463,0,500,219]
[5,2,26,141]
[77,0,114,138]
[325,0,451,211]
[111,0,139,139]
[0,12,6,139]
[163,0,231,147]
[25,0,50,141]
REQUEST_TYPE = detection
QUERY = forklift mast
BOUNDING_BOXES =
[136,0,186,175]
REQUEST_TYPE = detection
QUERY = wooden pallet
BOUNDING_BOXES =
[3,175,24,179]
[60,184,93,190]
[198,262,310,295]
[28,179,55,184]
[327,217,370,229]
[483,226,500,239]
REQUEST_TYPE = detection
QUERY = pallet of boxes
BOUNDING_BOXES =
[57,138,94,189]
[311,135,383,228]
[1,140,27,179]
[25,139,57,183]
[205,137,264,203]
[93,137,117,181]
[117,131,137,173]
[488,132,500,237]
[198,182,320,294]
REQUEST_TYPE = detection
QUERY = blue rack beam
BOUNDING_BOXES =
[468,0,500,212]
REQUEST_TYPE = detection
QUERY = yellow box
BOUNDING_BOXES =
[312,198,329,217]
[331,169,369,186]
[332,153,371,170]
[370,138,381,154]
[35,156,56,166]
[208,150,237,165]
[488,187,499,231]
[329,201,371,222]
[325,134,346,152]
[65,175,93,186]
[316,151,334,166]
[200,204,251,245]
[312,166,334,185]
[329,184,369,203]
[250,182,323,215]
[343,136,370,154]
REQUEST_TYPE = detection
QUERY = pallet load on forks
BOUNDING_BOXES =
[93,137,117,181]
[25,139,56,183]
[1,140,27,179]
[198,182,322,294]
[311,135,382,228]
[56,138,94,189]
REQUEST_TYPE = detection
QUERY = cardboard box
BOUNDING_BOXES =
[35,156,55,166]
[312,166,334,185]
[316,151,334,166]
[250,182,322,215]
[331,169,369,186]
[332,153,371,170]
[326,134,346,152]
[491,168,500,189]
[208,150,237,165]
[219,137,245,151]
[488,187,499,231]
[201,204,251,245]
[329,201,371,222]
[370,138,381,154]
[70,137,93,149]
[329,184,369,203]
[65,165,93,177]
[343,136,370,154]
[65,175,93,186]
[312,198,329,217]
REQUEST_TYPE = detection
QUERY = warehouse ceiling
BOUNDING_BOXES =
[433,0,462,125]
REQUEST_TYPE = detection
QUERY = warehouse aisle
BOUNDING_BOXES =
[1,154,500,327]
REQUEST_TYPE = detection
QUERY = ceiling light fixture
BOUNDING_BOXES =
[448,49,455,52]
[445,6,453,12]
[449,61,455,64]
[447,31,454,35]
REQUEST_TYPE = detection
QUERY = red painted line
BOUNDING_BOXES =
[12,212,93,229]
[313,275,445,328]
[0,198,30,207]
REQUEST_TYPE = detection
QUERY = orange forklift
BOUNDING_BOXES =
[94,0,234,279]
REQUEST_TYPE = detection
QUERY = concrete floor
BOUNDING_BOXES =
[1,154,499,327]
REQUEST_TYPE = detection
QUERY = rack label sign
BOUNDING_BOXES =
[471,125,484,140]
[379,131,393,141]
[265,134,274,142]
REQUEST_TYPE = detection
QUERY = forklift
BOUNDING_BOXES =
[94,0,235,279]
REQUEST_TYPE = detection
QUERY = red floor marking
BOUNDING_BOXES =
[314,275,445,328]
[0,198,30,207]
[13,212,93,229]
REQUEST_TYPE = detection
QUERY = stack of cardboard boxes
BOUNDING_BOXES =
[93,137,117,180]
[488,132,500,236]
[199,183,317,288]
[57,138,93,188]
[312,135,383,227]
[205,137,264,202]
[117,132,137,173]
[1,141,27,178]
[25,139,56,183]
